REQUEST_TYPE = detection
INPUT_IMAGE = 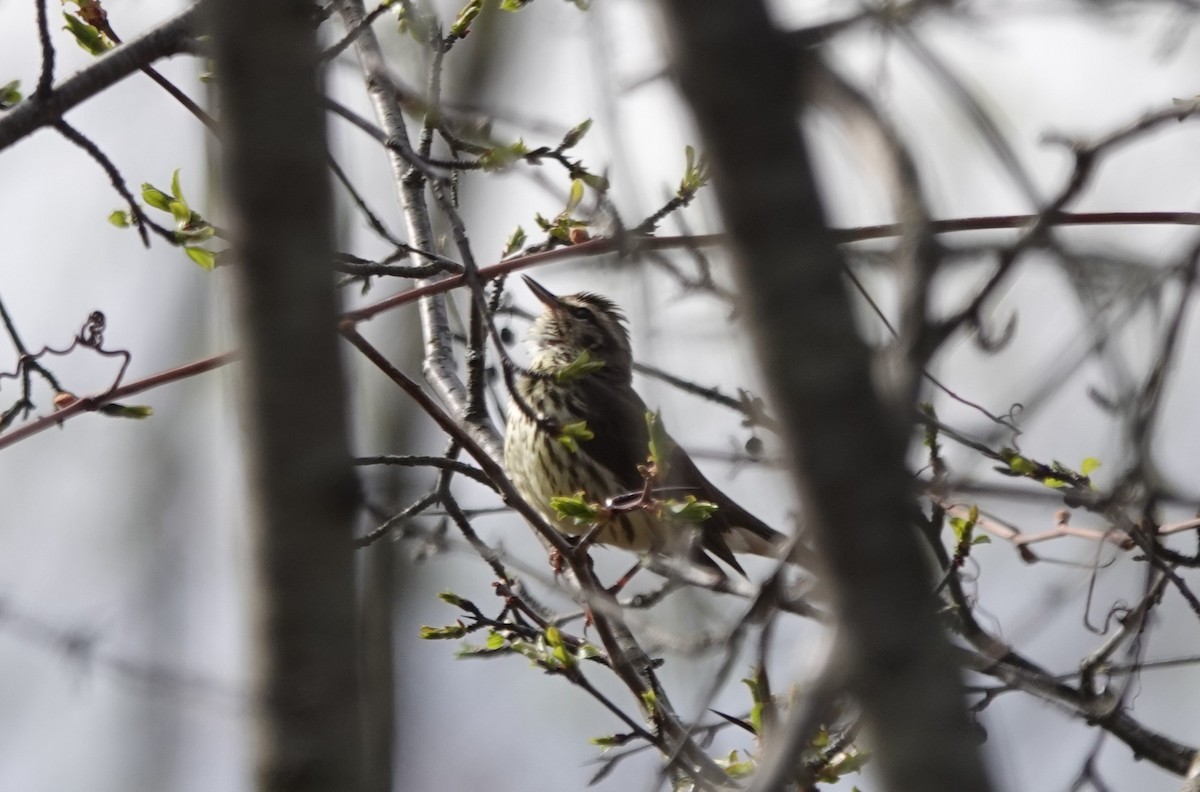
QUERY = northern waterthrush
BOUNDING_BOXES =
[503,276,792,574]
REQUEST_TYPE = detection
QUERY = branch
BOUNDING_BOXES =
[4,204,1196,450]
[0,1,205,152]
[333,0,488,455]
[354,454,496,490]
[958,645,1196,776]
[54,119,173,247]
[925,500,1197,777]
[0,351,233,451]
[33,0,56,99]
[341,211,1200,324]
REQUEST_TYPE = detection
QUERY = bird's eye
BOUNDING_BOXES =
[568,306,591,321]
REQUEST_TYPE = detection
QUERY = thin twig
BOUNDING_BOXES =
[34,0,55,98]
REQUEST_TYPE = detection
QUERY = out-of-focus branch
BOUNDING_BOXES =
[656,2,995,792]
[932,96,1200,350]
[924,493,1197,776]
[956,638,1196,776]
[0,594,249,710]
[806,62,937,410]
[1129,243,1200,462]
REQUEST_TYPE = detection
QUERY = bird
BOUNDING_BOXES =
[503,275,798,575]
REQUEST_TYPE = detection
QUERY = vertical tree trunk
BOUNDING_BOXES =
[208,3,362,791]
[655,3,994,791]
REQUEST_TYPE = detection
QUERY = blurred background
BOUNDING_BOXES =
[2,1,1200,790]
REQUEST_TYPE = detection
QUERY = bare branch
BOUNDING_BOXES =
[0,2,205,152]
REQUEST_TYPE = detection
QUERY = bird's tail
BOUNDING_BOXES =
[667,444,817,571]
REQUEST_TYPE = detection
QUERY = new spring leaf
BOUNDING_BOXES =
[549,492,604,525]
[556,420,594,453]
[555,350,605,384]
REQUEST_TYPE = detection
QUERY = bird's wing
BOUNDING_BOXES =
[664,441,787,572]
[568,377,651,496]
[574,380,795,573]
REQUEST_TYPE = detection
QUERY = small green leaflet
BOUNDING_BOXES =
[549,492,603,525]
[661,495,718,523]
[645,410,675,479]
[554,350,605,384]
[556,420,594,452]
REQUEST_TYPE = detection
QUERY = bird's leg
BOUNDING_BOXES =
[581,559,644,632]
[566,519,643,606]
[608,559,645,595]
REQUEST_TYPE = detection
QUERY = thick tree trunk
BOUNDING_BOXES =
[655,3,995,791]
[209,3,362,791]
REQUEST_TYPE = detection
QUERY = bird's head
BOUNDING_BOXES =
[521,276,632,374]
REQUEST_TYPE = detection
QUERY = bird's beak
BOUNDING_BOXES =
[522,275,562,311]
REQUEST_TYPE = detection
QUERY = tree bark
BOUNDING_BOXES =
[209,3,362,791]
[655,3,995,791]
